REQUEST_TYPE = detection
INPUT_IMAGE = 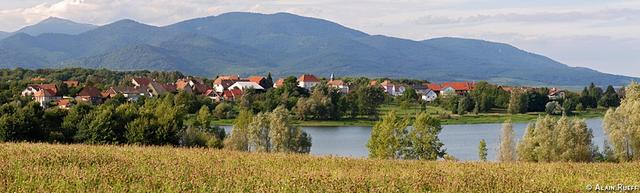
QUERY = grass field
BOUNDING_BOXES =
[1,143,638,192]
[212,104,606,127]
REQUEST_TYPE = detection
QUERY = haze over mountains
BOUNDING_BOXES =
[0,12,636,86]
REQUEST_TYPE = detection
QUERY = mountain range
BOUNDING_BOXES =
[0,12,636,86]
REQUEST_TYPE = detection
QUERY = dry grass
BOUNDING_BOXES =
[0,143,638,192]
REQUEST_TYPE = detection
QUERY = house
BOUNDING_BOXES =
[33,89,58,107]
[175,77,211,94]
[273,78,285,88]
[548,88,566,100]
[63,80,80,88]
[421,90,438,102]
[298,74,320,90]
[222,88,243,101]
[132,77,153,88]
[327,74,349,93]
[412,84,437,102]
[21,84,58,97]
[75,86,103,104]
[328,79,349,93]
[203,89,224,102]
[103,86,148,101]
[147,82,177,97]
[228,81,264,91]
[440,82,475,95]
[175,79,194,93]
[380,80,405,96]
[213,75,242,92]
[22,84,60,107]
[56,99,73,109]
[248,76,271,89]
[426,83,442,93]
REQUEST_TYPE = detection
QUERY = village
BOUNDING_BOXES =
[21,72,581,110]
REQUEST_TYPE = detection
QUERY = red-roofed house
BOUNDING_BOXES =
[273,78,285,88]
[33,89,58,107]
[22,84,60,107]
[380,80,406,96]
[328,79,349,93]
[298,74,320,90]
[213,75,243,92]
[248,76,272,89]
[426,83,442,92]
[439,82,476,95]
[222,88,243,101]
[132,78,152,88]
[76,86,103,104]
[57,99,73,109]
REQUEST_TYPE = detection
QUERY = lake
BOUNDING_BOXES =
[223,118,606,161]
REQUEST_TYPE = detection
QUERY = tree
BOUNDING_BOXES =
[603,82,640,161]
[269,106,310,153]
[478,139,488,161]
[457,96,472,115]
[126,114,157,145]
[508,89,528,114]
[248,112,271,152]
[247,106,311,153]
[545,101,562,115]
[562,98,576,115]
[367,110,409,159]
[599,85,621,108]
[225,110,252,151]
[265,72,274,89]
[405,112,445,160]
[517,115,594,162]
[213,102,235,119]
[498,120,516,162]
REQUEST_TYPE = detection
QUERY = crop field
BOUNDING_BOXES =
[1,143,638,192]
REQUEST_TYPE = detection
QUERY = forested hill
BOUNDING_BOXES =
[0,12,637,86]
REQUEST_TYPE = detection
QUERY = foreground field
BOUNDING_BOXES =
[1,143,638,192]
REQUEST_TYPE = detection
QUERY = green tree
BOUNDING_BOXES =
[367,110,409,159]
[603,82,640,161]
[517,115,594,162]
[405,112,445,160]
[248,112,271,152]
[508,88,528,114]
[498,120,516,162]
[479,139,488,161]
[224,109,252,151]
[599,85,621,108]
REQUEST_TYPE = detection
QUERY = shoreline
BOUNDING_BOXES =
[212,110,605,127]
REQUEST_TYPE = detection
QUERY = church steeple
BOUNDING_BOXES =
[330,73,335,81]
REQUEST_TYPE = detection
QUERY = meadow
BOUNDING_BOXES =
[1,143,638,192]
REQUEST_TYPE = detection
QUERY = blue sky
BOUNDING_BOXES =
[0,0,638,77]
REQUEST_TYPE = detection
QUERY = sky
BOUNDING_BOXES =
[0,0,638,77]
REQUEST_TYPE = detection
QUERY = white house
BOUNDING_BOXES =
[380,80,405,96]
[298,74,320,90]
[228,81,264,91]
[420,90,438,102]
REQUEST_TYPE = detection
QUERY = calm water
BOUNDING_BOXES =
[223,118,606,161]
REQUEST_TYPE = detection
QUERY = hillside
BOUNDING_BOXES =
[1,143,637,192]
[0,12,637,86]
[14,17,97,36]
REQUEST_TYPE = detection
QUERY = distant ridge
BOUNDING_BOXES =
[0,12,637,86]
